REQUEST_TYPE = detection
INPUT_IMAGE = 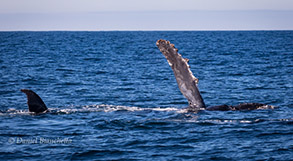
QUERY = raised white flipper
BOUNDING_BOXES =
[156,40,205,110]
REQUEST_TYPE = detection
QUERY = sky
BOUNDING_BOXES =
[0,0,292,31]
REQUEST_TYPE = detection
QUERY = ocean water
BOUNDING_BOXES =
[0,31,292,160]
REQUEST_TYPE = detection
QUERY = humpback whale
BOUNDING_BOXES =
[21,89,48,114]
[19,40,274,114]
[156,39,274,111]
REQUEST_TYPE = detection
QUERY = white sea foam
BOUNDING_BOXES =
[1,105,292,126]
[0,104,187,115]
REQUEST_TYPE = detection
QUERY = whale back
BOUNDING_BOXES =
[21,89,48,113]
[156,40,206,110]
[206,103,275,111]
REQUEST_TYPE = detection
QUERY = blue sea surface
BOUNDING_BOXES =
[0,31,292,160]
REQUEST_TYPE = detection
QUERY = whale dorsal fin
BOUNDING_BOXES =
[21,89,48,113]
[156,40,205,109]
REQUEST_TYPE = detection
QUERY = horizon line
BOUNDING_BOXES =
[1,29,292,32]
[0,9,292,14]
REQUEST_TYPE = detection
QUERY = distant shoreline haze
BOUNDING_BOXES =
[0,10,292,31]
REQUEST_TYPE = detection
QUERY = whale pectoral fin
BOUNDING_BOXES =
[20,89,48,114]
[156,40,205,109]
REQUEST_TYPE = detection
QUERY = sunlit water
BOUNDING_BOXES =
[0,31,292,160]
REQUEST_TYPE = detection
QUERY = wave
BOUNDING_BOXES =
[0,104,185,116]
[0,104,291,125]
